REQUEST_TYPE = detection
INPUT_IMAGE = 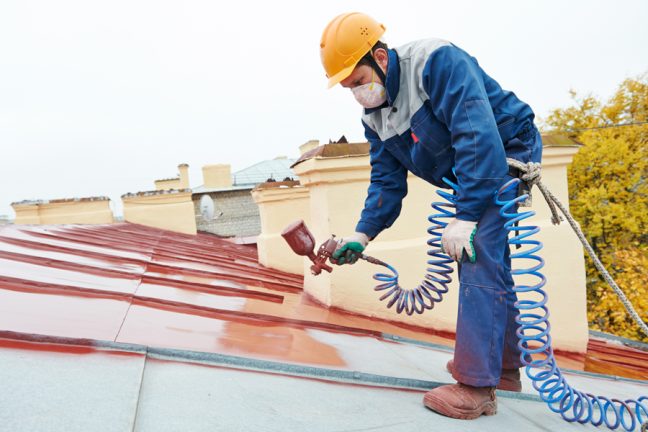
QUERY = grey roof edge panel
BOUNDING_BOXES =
[146,346,440,392]
[1,330,644,396]
[145,347,544,403]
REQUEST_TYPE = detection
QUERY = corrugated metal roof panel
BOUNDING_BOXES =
[0,223,646,431]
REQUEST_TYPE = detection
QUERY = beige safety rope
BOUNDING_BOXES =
[507,158,648,337]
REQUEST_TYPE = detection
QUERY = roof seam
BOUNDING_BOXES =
[129,346,149,432]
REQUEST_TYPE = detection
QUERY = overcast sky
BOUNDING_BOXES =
[1,0,646,218]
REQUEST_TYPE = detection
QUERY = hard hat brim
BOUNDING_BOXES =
[327,63,357,89]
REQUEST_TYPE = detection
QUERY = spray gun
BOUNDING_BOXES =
[281,216,451,316]
[281,220,335,275]
[281,220,385,276]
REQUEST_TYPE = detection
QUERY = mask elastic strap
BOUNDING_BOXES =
[362,51,386,85]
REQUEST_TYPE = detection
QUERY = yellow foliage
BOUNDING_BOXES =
[543,74,648,342]
[587,248,648,341]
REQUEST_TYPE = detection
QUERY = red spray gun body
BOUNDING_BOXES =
[281,220,385,275]
[281,220,337,275]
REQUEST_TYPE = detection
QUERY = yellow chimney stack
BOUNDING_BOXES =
[299,140,320,156]
[178,163,190,189]
[202,164,232,189]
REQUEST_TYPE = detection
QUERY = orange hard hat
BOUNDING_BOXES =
[320,12,386,88]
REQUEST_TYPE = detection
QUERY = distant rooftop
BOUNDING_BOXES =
[192,157,298,195]
[232,157,297,186]
[191,184,254,194]
[541,132,583,147]
[11,196,111,206]
[121,188,191,198]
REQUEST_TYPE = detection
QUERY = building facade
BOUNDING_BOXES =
[193,157,296,239]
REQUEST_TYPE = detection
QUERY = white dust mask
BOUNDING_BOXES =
[351,71,387,109]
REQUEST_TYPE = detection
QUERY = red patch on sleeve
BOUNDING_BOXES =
[411,132,419,143]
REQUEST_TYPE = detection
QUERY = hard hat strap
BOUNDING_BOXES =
[362,51,387,85]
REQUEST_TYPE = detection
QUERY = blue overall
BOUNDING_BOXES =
[355,39,543,387]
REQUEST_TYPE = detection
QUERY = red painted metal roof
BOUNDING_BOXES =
[0,222,646,378]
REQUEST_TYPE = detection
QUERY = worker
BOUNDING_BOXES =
[320,12,543,420]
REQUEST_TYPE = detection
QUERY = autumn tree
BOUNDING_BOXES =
[543,74,648,342]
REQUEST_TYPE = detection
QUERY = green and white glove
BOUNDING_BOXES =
[332,232,370,265]
[441,219,478,263]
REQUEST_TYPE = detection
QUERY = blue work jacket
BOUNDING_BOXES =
[356,39,540,239]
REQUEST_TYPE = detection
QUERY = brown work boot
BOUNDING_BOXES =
[423,383,497,419]
[446,359,522,392]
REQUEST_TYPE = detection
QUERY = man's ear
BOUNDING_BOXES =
[373,48,388,71]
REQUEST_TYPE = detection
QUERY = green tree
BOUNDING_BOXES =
[543,74,648,342]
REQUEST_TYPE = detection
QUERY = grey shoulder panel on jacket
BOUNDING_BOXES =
[362,38,452,142]
[395,38,452,64]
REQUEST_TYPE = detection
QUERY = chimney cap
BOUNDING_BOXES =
[291,141,370,168]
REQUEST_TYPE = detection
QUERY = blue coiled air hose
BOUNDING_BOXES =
[369,176,647,430]
[371,176,459,315]
[494,178,647,431]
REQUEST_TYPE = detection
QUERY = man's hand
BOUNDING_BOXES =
[441,219,478,263]
[331,232,370,265]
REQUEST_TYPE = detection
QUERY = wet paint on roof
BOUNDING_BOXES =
[0,222,646,431]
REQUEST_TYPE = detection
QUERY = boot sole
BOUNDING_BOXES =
[423,392,497,420]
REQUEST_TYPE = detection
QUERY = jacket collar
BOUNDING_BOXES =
[364,48,400,115]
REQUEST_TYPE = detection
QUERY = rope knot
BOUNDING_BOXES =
[521,162,542,186]
[506,158,563,224]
